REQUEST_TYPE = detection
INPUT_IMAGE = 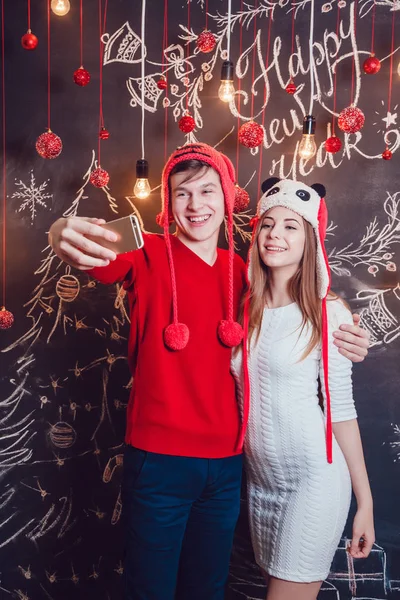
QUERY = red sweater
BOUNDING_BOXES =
[88,233,247,459]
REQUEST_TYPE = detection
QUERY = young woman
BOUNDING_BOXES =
[232,177,375,600]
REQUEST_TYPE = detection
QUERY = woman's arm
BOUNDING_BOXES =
[332,419,375,558]
[333,313,370,363]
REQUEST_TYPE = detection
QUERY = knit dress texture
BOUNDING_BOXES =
[231,298,357,582]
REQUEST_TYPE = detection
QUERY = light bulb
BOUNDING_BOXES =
[397,61,400,76]
[51,0,71,16]
[299,134,317,160]
[298,115,317,160]
[134,178,151,199]
[218,80,235,103]
[134,159,150,199]
[219,60,235,103]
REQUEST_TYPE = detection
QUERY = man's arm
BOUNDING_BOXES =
[48,216,118,270]
[333,313,370,363]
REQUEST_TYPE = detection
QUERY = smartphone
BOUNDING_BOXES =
[100,214,144,254]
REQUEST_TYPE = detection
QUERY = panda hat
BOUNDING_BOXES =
[242,177,335,463]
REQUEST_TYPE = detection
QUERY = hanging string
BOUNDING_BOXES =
[80,0,83,66]
[308,0,315,116]
[370,0,376,55]
[102,0,108,35]
[236,0,244,176]
[227,0,232,59]
[257,9,273,196]
[47,0,51,130]
[205,0,208,31]
[27,0,31,31]
[332,2,340,134]
[163,0,168,163]
[290,0,295,65]
[98,0,103,164]
[185,0,190,113]
[386,9,395,140]
[250,0,258,119]
[350,0,358,105]
[141,0,146,159]
[1,0,6,307]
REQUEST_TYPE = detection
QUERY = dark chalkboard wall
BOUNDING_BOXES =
[0,1,399,599]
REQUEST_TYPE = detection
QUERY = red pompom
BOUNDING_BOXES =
[164,323,190,350]
[238,121,264,148]
[90,167,110,188]
[73,66,91,86]
[21,31,38,50]
[157,77,167,90]
[234,185,250,214]
[0,306,14,330]
[382,148,392,160]
[338,106,365,134]
[178,114,196,133]
[36,131,63,159]
[325,135,342,154]
[196,30,216,53]
[363,54,381,75]
[156,212,174,227]
[218,321,244,348]
[99,127,110,140]
[285,80,296,95]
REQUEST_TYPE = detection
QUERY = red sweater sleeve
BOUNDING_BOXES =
[86,253,135,287]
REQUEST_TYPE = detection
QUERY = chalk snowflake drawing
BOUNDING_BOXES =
[328,191,400,277]
[11,171,53,224]
[357,284,400,347]
[388,423,400,463]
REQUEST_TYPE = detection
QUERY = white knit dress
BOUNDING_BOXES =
[231,299,357,583]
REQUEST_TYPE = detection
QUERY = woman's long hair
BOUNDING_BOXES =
[245,214,335,359]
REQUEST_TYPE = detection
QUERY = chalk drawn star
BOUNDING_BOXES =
[382,111,397,128]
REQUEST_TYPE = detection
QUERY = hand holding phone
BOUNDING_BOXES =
[99,214,144,255]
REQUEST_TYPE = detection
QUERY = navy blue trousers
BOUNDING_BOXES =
[121,445,242,600]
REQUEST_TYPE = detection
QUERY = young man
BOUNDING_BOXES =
[48,144,369,600]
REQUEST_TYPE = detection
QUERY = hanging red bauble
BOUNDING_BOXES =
[99,127,110,140]
[238,121,264,148]
[157,77,167,90]
[90,167,110,188]
[178,114,196,133]
[382,148,392,160]
[338,106,365,134]
[363,54,381,75]
[36,131,63,159]
[196,30,216,53]
[325,135,342,154]
[73,66,91,87]
[285,80,296,95]
[21,30,38,50]
[233,185,250,214]
[0,306,14,330]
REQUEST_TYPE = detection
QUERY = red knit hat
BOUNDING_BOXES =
[244,177,334,463]
[159,143,244,351]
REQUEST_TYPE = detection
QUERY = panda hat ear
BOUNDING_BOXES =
[311,183,326,198]
[261,177,280,194]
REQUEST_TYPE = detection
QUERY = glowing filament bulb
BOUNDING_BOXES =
[218,60,235,103]
[51,0,71,16]
[298,115,317,160]
[134,160,150,199]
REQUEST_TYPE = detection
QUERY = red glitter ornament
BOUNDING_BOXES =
[382,148,393,160]
[178,114,196,133]
[233,185,250,213]
[99,127,110,140]
[90,167,110,188]
[285,80,296,95]
[157,77,167,90]
[338,106,365,134]
[363,54,381,75]
[21,31,38,50]
[73,66,91,87]
[36,131,63,159]
[0,307,14,330]
[196,30,216,53]
[325,135,342,154]
[238,121,264,148]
